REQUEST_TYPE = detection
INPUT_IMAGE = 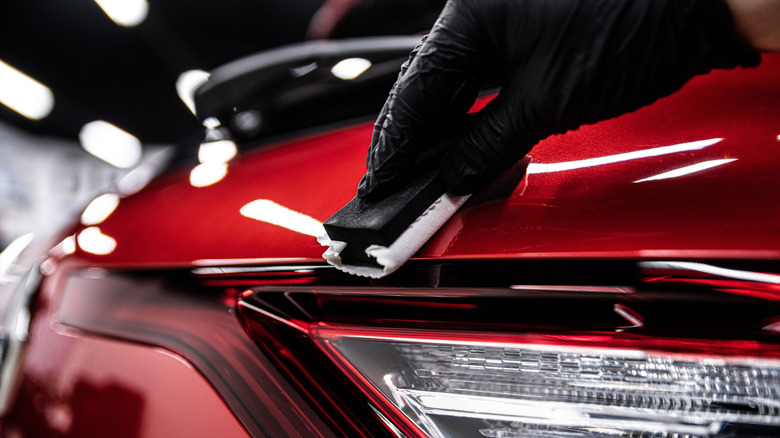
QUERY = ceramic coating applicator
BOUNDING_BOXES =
[318,170,469,278]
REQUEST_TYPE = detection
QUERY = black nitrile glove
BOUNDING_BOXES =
[357,0,760,200]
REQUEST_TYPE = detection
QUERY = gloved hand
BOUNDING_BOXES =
[357,0,760,200]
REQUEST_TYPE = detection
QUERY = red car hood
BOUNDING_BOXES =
[68,54,780,267]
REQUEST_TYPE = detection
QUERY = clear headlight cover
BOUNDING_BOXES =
[314,329,780,438]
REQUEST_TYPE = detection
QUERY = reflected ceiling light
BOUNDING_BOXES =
[198,139,237,164]
[79,120,142,169]
[764,321,780,333]
[189,162,228,188]
[202,117,221,129]
[240,200,326,237]
[640,261,780,285]
[527,138,722,174]
[331,58,372,80]
[176,70,210,115]
[77,227,117,256]
[0,60,54,120]
[633,158,736,183]
[54,235,77,257]
[94,0,149,27]
[43,235,77,272]
[80,193,121,226]
[291,61,318,78]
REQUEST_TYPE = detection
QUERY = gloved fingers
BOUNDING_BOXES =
[359,77,482,201]
[366,35,428,161]
[440,95,535,195]
[411,79,482,174]
[361,80,485,202]
[357,5,485,200]
[359,38,427,200]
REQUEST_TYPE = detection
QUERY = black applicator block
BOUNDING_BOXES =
[323,170,445,267]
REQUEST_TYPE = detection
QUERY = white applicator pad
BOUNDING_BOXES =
[318,193,469,278]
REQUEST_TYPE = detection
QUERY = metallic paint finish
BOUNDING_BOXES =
[55,269,339,437]
[7,335,250,438]
[4,261,338,437]
[4,267,250,438]
[69,54,780,268]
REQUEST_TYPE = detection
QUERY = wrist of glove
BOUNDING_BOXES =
[357,0,760,200]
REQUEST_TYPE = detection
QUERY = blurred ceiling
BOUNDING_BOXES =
[0,0,444,149]
[0,0,325,145]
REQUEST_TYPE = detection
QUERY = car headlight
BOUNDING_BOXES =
[315,328,780,438]
[231,259,780,438]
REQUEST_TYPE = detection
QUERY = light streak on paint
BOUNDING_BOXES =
[527,138,723,174]
[634,159,736,183]
[241,200,325,237]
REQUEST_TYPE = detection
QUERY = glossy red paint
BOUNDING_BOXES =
[69,54,780,268]
[5,258,340,437]
[5,265,250,438]
[7,335,249,438]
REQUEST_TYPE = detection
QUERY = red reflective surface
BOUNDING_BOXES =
[4,264,250,438]
[8,337,249,438]
[69,54,780,267]
[4,258,340,437]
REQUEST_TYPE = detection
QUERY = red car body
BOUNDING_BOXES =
[2,45,780,437]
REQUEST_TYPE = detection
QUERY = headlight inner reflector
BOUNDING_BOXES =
[315,330,780,438]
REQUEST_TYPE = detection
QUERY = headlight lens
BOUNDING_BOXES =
[232,260,780,438]
[316,329,780,438]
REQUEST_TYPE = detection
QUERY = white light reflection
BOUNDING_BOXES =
[116,164,155,195]
[176,70,210,115]
[614,304,643,328]
[57,236,77,256]
[202,117,221,129]
[331,58,372,80]
[406,391,716,437]
[198,139,237,164]
[80,193,120,225]
[14,306,31,342]
[634,158,736,183]
[383,374,408,408]
[527,138,722,174]
[79,121,142,168]
[640,261,780,285]
[291,61,318,78]
[189,162,228,188]
[94,0,149,27]
[0,60,54,120]
[240,200,326,237]
[0,232,35,284]
[76,227,117,255]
